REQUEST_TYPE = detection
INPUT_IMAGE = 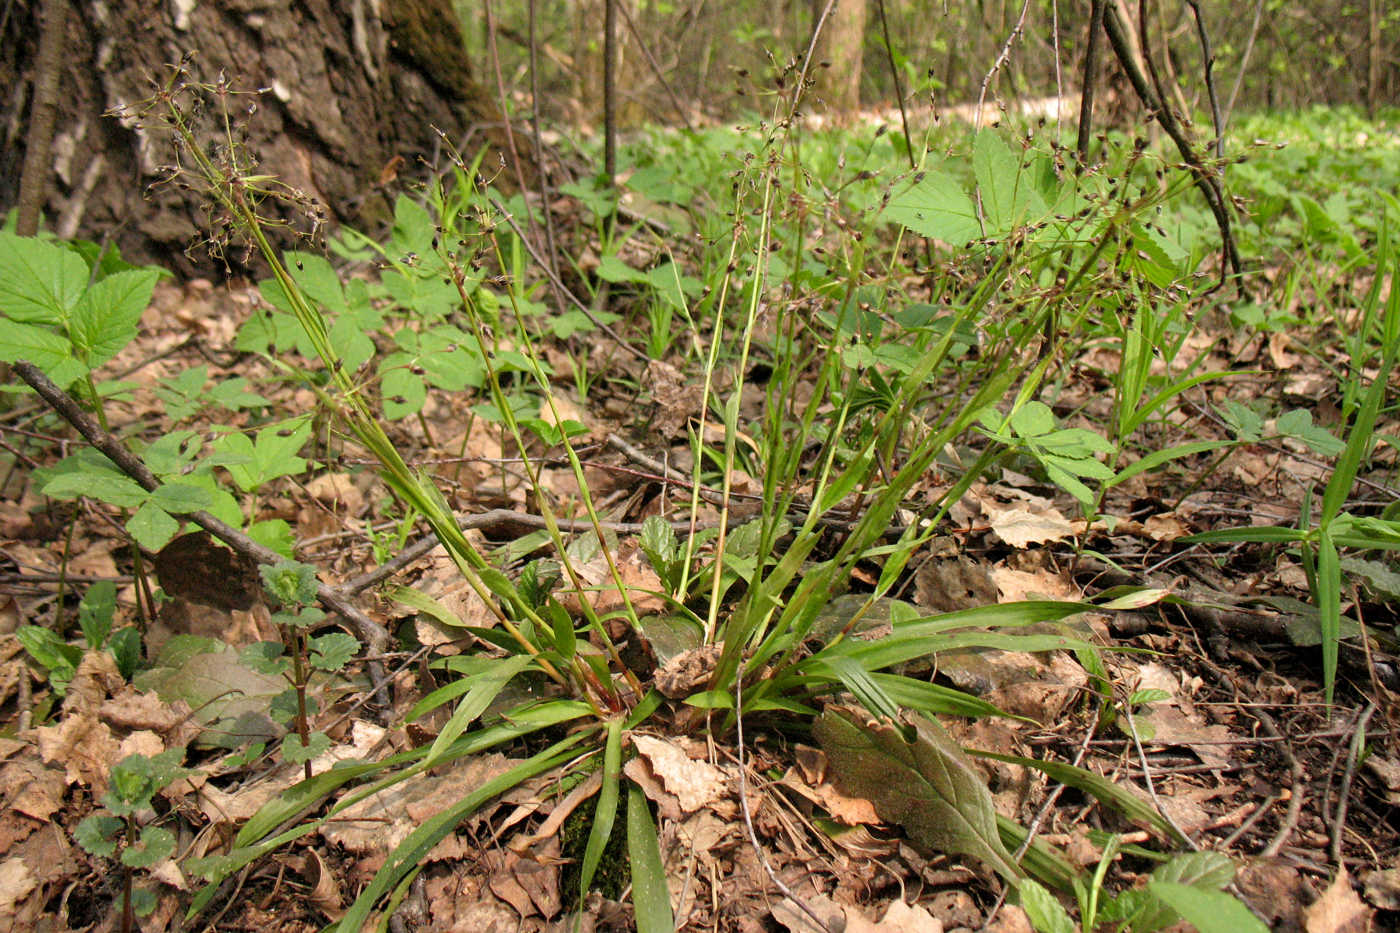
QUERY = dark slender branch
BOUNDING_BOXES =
[615,0,693,131]
[11,361,391,701]
[874,0,914,169]
[525,0,567,318]
[1224,0,1265,129]
[1076,0,1107,164]
[1184,0,1224,161]
[1102,0,1242,285]
[604,0,617,183]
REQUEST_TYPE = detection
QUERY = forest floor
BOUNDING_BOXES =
[3,116,1400,932]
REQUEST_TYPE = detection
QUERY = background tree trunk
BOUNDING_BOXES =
[0,0,525,272]
[811,0,867,118]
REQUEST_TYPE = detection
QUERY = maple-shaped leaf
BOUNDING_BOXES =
[813,705,1022,883]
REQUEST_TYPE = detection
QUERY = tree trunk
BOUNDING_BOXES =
[811,0,866,119]
[0,0,525,272]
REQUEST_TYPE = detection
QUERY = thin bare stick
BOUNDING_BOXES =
[11,361,391,697]
[973,0,1034,133]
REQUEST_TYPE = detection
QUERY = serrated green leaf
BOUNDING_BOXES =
[0,319,77,377]
[122,825,175,868]
[17,625,83,676]
[0,232,88,324]
[1017,878,1075,933]
[75,814,124,857]
[309,632,359,671]
[281,731,332,763]
[814,706,1022,881]
[1147,881,1269,933]
[884,171,981,245]
[42,470,150,508]
[126,501,179,551]
[78,580,117,649]
[68,268,158,367]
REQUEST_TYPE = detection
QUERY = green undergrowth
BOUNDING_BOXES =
[4,83,1397,932]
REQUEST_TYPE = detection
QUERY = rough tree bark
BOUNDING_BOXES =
[0,0,526,271]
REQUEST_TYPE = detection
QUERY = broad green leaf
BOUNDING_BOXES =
[1146,882,1269,933]
[884,170,981,245]
[285,251,348,315]
[627,784,674,933]
[0,319,77,376]
[814,706,1022,882]
[68,268,158,367]
[973,129,1047,234]
[1125,852,1240,933]
[148,482,211,514]
[1017,878,1075,933]
[126,501,179,551]
[281,731,332,763]
[309,632,360,671]
[75,814,124,857]
[78,580,117,649]
[122,826,176,868]
[16,625,82,677]
[0,232,88,324]
[43,470,150,508]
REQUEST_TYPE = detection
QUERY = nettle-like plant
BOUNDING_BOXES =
[245,559,360,780]
[75,748,194,932]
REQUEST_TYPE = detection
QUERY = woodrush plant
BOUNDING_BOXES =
[123,65,1272,930]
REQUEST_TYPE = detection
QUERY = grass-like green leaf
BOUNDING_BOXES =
[627,784,673,933]
[580,719,623,898]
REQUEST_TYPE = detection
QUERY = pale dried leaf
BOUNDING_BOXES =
[631,735,727,814]
[1304,867,1372,933]
[982,502,1075,548]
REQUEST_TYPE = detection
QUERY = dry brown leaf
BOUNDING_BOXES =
[558,545,667,617]
[0,858,36,924]
[1143,512,1190,541]
[0,755,64,825]
[982,503,1075,548]
[34,712,119,793]
[1305,867,1373,933]
[778,768,880,825]
[773,891,944,933]
[990,565,1078,602]
[305,472,365,517]
[631,734,728,814]
[915,556,998,612]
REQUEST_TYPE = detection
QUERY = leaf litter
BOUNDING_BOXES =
[3,148,1399,933]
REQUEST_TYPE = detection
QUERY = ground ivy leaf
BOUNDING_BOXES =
[122,826,175,868]
[813,705,1023,882]
[281,731,331,763]
[309,632,359,670]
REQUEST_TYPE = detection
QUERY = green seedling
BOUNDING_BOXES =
[242,559,359,779]
[18,580,141,697]
[75,748,194,933]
